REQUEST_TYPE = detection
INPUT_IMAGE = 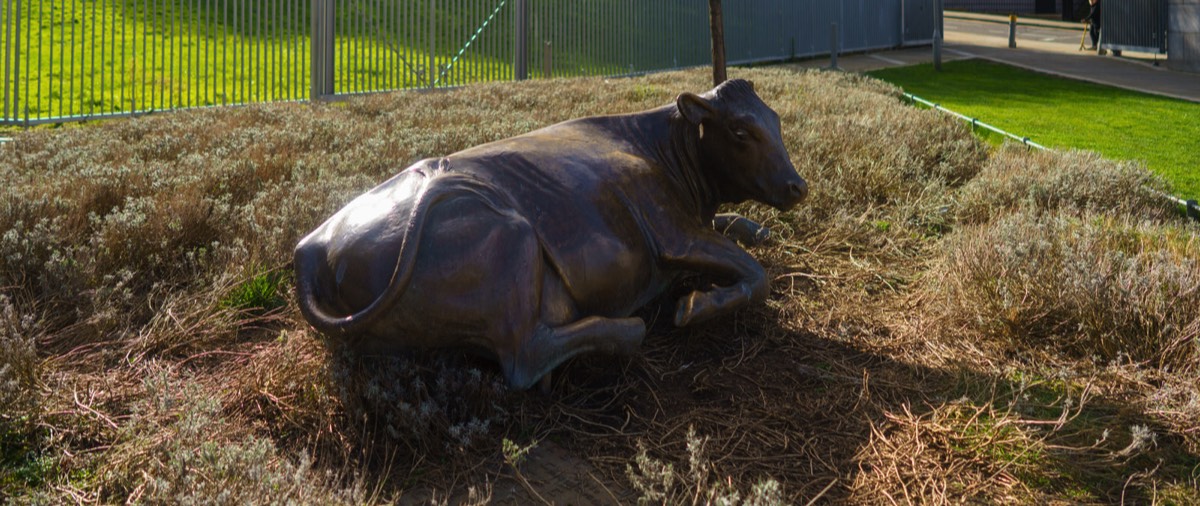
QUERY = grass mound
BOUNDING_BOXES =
[1,67,1197,503]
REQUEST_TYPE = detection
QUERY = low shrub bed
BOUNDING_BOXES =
[1,67,1196,504]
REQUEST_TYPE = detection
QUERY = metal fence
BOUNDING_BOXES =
[2,0,936,126]
[0,0,313,125]
[1101,0,1168,53]
[723,1,919,64]
[315,0,941,96]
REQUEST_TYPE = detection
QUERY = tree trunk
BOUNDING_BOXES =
[708,0,727,86]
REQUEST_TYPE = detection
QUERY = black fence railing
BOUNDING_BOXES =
[1,0,940,126]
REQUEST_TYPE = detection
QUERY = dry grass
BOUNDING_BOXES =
[1,66,1197,504]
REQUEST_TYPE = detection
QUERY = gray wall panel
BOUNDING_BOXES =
[904,0,937,42]
[1169,0,1200,72]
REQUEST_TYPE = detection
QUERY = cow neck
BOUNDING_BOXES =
[662,110,720,221]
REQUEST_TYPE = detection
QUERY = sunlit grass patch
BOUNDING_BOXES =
[221,268,288,313]
[853,372,1200,503]
[868,59,1200,200]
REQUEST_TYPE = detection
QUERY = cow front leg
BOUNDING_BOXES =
[714,213,770,246]
[662,232,768,327]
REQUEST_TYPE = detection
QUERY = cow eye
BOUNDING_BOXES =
[733,128,749,140]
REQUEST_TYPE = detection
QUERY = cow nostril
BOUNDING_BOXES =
[789,181,809,202]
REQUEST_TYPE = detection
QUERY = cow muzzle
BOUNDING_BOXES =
[768,176,808,211]
[787,179,809,206]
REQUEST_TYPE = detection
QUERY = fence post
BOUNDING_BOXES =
[310,0,335,99]
[829,23,839,70]
[708,0,726,85]
[1008,14,1018,48]
[2,0,15,123]
[938,0,944,40]
[11,0,17,125]
[514,0,528,80]
[934,0,944,71]
[429,0,436,89]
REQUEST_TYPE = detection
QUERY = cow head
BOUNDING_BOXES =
[676,79,808,210]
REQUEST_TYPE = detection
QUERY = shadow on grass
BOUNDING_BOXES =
[312,291,1200,504]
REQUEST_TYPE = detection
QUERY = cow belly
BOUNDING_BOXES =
[530,207,661,318]
[355,193,545,351]
[329,177,663,353]
[545,236,660,317]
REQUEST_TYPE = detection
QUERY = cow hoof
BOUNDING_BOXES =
[674,292,697,327]
[751,226,771,246]
[676,294,696,326]
[714,213,772,246]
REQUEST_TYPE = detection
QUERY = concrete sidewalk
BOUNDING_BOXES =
[782,14,1200,103]
[945,10,1083,30]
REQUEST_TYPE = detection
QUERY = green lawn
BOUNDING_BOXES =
[867,59,1200,199]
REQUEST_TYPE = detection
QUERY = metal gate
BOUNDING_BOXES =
[1101,0,1168,54]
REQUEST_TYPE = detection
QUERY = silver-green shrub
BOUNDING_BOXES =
[928,211,1200,368]
[0,294,39,419]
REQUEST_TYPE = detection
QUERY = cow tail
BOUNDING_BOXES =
[294,176,451,337]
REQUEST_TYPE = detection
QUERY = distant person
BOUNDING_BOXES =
[1084,0,1103,54]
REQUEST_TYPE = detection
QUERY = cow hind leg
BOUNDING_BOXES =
[441,201,647,390]
[449,208,644,390]
[503,316,646,391]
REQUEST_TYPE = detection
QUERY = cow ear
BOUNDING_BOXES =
[676,93,715,125]
[747,80,756,92]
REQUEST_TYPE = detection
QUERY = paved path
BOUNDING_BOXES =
[784,14,1200,103]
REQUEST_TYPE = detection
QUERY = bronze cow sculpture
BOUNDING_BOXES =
[295,79,807,390]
